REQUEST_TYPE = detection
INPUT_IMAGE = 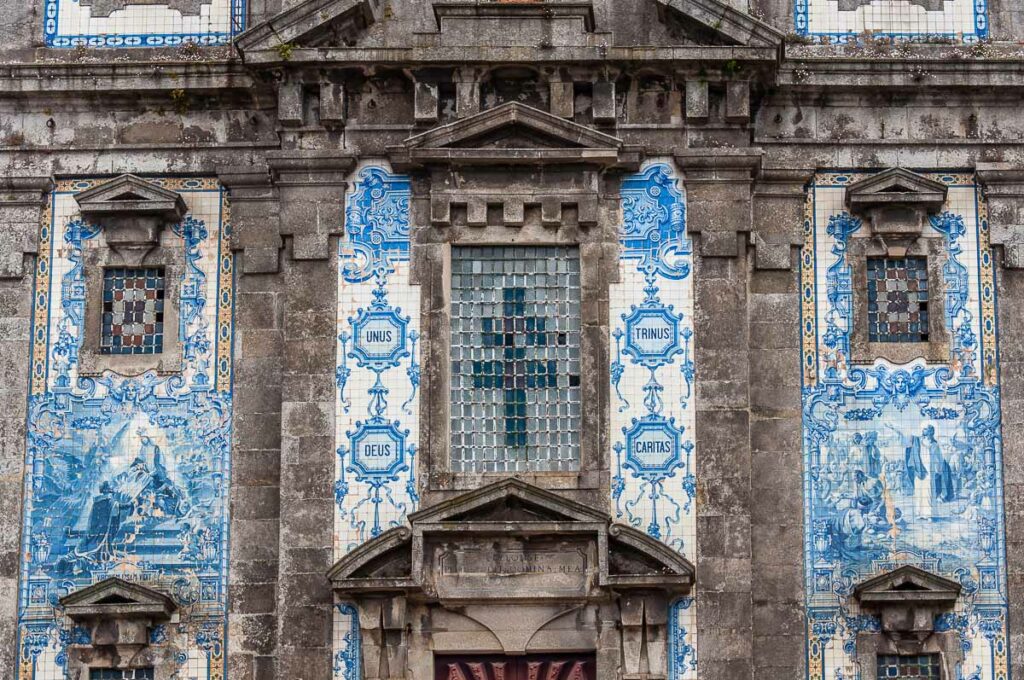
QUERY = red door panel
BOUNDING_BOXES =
[435,654,595,680]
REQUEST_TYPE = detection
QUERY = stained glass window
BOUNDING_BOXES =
[867,257,929,343]
[876,654,941,678]
[450,246,581,473]
[101,267,165,355]
[90,669,155,680]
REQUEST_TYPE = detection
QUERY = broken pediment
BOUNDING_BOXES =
[654,0,784,47]
[235,0,383,53]
[60,577,177,622]
[390,102,641,169]
[328,479,693,600]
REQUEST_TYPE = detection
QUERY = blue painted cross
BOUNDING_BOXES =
[471,287,574,448]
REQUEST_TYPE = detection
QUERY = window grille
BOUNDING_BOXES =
[867,257,929,343]
[450,246,581,473]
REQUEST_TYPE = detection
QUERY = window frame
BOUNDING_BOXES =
[414,230,613,495]
[79,229,184,377]
[848,235,949,365]
[448,244,584,474]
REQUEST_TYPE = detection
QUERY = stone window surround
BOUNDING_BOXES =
[79,232,184,377]
[848,234,949,366]
[855,631,962,680]
[412,226,611,494]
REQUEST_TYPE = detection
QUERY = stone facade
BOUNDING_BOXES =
[1,1,1024,680]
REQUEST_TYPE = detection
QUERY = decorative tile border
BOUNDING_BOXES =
[801,172,1008,680]
[794,0,987,42]
[43,0,246,48]
[18,178,233,680]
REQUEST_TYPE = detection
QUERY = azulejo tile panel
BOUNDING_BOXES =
[43,0,245,48]
[610,162,697,680]
[801,172,1008,680]
[333,164,419,679]
[18,178,233,680]
[794,0,987,42]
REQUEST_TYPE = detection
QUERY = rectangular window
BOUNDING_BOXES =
[876,654,940,678]
[101,268,165,355]
[90,669,155,680]
[867,257,929,343]
[450,246,581,473]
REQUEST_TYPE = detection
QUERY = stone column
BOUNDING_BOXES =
[749,168,811,680]
[270,154,351,678]
[678,151,760,680]
[0,176,51,679]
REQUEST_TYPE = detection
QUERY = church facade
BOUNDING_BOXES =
[1,1,1024,679]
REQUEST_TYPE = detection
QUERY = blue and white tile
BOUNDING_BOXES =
[44,0,245,47]
[610,160,697,680]
[801,172,1007,680]
[18,178,233,680]
[333,162,420,679]
[795,0,987,42]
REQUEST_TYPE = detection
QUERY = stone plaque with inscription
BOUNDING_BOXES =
[427,538,596,600]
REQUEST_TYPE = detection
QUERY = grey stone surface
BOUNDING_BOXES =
[0,0,1023,678]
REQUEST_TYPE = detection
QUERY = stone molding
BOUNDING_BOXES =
[751,168,813,270]
[653,0,785,47]
[235,0,383,54]
[329,480,692,680]
[675,148,762,258]
[977,163,1024,269]
[389,101,643,171]
[0,176,52,279]
[59,577,179,680]
[74,175,187,377]
[851,566,964,680]
[219,153,356,273]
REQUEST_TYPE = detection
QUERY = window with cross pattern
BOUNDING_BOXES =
[450,246,581,473]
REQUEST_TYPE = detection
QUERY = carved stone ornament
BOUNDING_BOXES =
[74,174,187,267]
[851,566,964,680]
[328,479,694,680]
[59,577,178,677]
[845,168,948,239]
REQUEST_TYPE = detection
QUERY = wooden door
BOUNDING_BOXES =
[434,654,595,680]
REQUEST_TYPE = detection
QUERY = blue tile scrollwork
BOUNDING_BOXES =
[333,166,420,678]
[611,163,697,679]
[801,173,1008,680]
[17,179,233,680]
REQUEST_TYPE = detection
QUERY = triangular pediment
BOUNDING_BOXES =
[407,102,623,152]
[59,577,177,621]
[411,478,609,525]
[846,168,948,212]
[235,0,382,53]
[391,103,640,169]
[654,0,784,47]
[608,525,695,586]
[853,565,962,605]
[74,174,186,220]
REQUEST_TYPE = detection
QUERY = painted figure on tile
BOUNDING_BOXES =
[885,423,929,501]
[862,431,882,479]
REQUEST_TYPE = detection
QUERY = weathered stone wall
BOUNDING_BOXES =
[0,1,1022,679]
